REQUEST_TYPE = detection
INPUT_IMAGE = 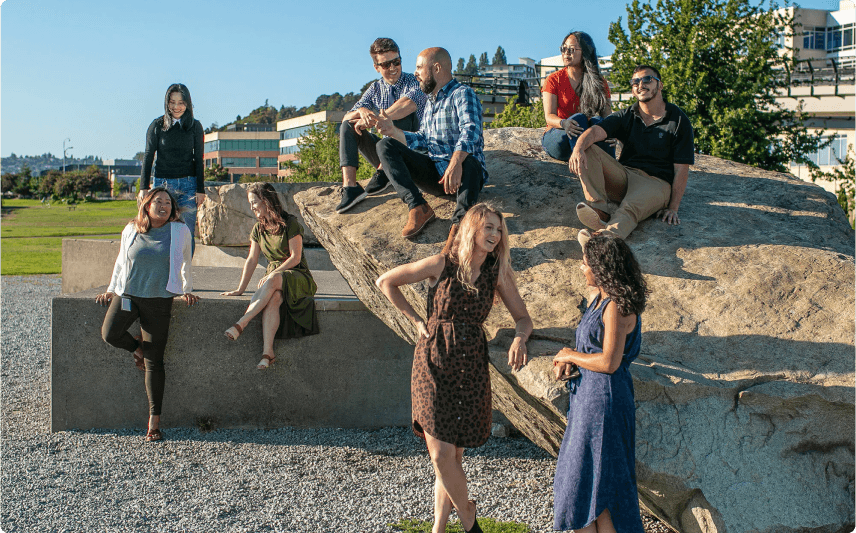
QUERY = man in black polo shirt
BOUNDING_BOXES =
[569,65,694,245]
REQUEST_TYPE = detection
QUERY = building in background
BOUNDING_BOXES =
[276,110,345,179]
[779,0,854,189]
[203,125,279,182]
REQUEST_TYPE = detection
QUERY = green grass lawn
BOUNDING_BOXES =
[1,199,137,275]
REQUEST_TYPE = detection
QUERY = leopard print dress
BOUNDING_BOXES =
[411,253,498,448]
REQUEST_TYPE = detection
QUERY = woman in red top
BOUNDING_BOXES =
[542,31,614,161]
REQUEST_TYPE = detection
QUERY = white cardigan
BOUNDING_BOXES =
[107,221,193,297]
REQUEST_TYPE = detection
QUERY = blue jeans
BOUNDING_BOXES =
[152,176,197,256]
[541,113,616,162]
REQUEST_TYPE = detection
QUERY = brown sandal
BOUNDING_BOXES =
[133,335,145,372]
[224,323,243,341]
[145,428,163,442]
[257,353,276,370]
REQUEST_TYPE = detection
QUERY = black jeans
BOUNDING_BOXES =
[101,295,174,416]
[375,137,483,224]
[339,112,419,169]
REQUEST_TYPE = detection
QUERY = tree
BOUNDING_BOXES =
[205,163,229,181]
[486,96,547,129]
[608,0,825,172]
[133,152,145,161]
[465,54,478,75]
[456,58,466,74]
[493,46,507,66]
[479,52,490,69]
[811,145,855,227]
[282,122,374,183]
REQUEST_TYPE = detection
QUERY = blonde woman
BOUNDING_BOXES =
[376,202,533,533]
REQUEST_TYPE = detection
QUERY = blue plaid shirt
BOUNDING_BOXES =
[351,72,427,123]
[404,79,488,183]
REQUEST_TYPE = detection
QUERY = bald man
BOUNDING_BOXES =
[375,47,487,248]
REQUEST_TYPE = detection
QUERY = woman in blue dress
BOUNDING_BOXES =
[552,234,648,533]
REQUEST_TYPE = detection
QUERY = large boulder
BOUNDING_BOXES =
[293,127,855,533]
[198,182,335,246]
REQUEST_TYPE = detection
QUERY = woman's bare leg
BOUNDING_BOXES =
[595,508,616,533]
[425,433,475,530]
[260,290,283,356]
[234,274,282,330]
[432,447,464,533]
[148,414,160,431]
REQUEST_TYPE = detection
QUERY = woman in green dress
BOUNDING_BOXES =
[222,182,319,369]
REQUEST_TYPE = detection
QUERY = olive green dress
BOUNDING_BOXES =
[250,214,320,338]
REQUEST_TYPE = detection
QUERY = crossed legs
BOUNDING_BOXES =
[231,273,283,358]
[425,433,478,533]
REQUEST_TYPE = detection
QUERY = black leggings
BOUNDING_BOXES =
[101,295,174,416]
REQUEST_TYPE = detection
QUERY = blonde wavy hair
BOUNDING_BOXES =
[452,202,511,294]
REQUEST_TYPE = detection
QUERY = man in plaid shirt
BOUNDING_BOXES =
[375,47,487,247]
[336,37,427,214]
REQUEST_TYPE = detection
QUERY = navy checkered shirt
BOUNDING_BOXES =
[350,72,427,123]
[403,79,488,183]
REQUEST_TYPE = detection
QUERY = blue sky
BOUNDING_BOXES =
[0,0,842,160]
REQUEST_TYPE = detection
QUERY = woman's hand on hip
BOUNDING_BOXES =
[95,291,115,306]
[182,293,199,306]
[415,320,429,339]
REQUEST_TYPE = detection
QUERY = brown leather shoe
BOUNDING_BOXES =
[402,204,435,239]
[441,223,459,256]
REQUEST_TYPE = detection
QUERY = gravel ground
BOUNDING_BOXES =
[1,275,670,533]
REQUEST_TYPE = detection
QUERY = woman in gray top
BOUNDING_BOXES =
[96,187,198,442]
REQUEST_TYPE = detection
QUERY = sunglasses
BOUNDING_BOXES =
[375,57,401,70]
[630,75,660,87]
[560,46,579,55]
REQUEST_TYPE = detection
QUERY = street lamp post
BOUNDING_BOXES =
[62,138,73,174]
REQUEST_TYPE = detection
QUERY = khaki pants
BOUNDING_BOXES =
[578,145,672,239]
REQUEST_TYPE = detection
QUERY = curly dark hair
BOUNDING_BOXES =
[584,234,649,316]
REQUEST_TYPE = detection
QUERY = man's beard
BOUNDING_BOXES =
[637,84,659,103]
[420,73,437,95]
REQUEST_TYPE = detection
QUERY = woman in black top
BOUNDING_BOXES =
[140,83,204,255]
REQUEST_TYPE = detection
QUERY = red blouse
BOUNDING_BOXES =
[542,69,611,119]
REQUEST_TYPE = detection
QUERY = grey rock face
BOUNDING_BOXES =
[293,127,855,533]
[197,182,335,246]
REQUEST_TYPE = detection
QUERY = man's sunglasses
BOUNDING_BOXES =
[375,57,401,70]
[630,75,660,87]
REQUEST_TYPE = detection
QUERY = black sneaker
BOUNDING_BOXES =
[336,184,367,214]
[364,170,391,196]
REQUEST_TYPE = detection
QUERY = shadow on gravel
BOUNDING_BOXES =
[74,426,554,460]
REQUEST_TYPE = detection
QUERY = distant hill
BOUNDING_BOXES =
[205,80,376,133]
[2,153,102,175]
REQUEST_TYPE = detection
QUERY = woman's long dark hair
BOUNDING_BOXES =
[585,234,648,316]
[246,182,289,234]
[134,186,182,233]
[162,83,194,131]
[563,31,610,118]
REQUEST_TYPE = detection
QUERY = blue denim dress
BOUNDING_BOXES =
[553,295,644,532]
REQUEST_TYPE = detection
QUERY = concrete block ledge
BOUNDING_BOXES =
[53,243,415,432]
